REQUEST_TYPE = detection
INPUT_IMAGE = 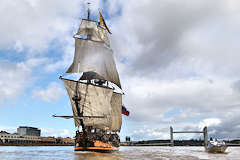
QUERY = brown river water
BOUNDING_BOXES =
[0,146,239,160]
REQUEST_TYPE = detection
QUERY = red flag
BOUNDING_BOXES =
[122,106,130,116]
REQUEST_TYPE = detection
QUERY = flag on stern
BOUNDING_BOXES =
[122,105,130,116]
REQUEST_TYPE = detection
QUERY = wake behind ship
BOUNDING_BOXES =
[53,5,126,152]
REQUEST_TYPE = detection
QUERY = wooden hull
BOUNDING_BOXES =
[206,145,228,153]
[75,140,119,153]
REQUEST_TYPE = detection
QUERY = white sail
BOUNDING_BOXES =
[110,92,122,132]
[61,79,81,126]
[62,78,113,130]
[66,38,121,89]
[97,26,110,46]
[76,19,110,46]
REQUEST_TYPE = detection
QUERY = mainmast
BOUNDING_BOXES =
[76,2,90,133]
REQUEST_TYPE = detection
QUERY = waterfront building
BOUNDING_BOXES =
[0,132,74,145]
[0,132,41,144]
[0,127,74,145]
[17,126,41,136]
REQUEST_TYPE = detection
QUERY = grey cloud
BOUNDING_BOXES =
[208,115,240,139]
[232,80,240,93]
[111,0,232,76]
[106,0,240,140]
[123,78,240,122]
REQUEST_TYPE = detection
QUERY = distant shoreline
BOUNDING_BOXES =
[121,139,240,147]
[1,144,240,147]
[120,144,240,147]
[0,143,74,146]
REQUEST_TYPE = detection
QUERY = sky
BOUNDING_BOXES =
[0,0,240,141]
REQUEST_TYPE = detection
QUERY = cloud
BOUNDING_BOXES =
[199,118,221,129]
[111,0,240,78]
[0,125,73,138]
[232,80,240,93]
[109,0,240,140]
[0,0,84,53]
[131,127,170,140]
[0,126,17,133]
[41,128,74,138]
[205,115,240,139]
[123,77,240,122]
[0,61,31,102]
[0,57,51,104]
[32,82,65,102]
[0,0,111,73]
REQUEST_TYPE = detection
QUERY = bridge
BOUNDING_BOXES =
[170,126,208,148]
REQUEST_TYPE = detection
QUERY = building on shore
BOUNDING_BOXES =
[0,131,41,144]
[0,127,74,146]
[57,137,75,144]
[17,126,41,136]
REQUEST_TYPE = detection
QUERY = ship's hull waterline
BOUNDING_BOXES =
[75,146,119,153]
[74,140,119,153]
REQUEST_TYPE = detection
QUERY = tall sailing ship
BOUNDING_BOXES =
[54,7,125,152]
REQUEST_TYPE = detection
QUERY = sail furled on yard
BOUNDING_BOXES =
[79,71,105,81]
[62,78,113,130]
[66,37,121,89]
[110,93,122,132]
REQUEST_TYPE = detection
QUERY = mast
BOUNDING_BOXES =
[74,1,90,132]
[79,2,90,134]
[76,1,90,131]
[87,2,91,40]
[87,2,90,20]
[75,2,90,133]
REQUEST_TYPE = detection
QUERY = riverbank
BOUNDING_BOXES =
[121,139,240,146]
[0,143,74,146]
